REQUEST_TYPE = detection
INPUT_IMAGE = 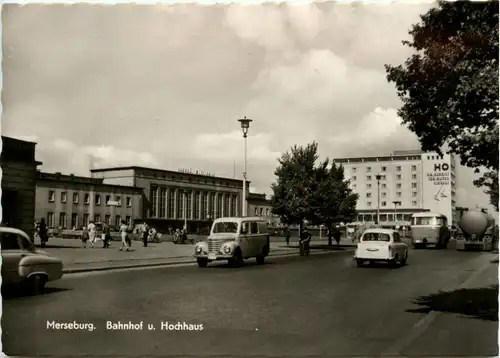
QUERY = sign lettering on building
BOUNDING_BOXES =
[426,162,450,186]
[178,168,216,177]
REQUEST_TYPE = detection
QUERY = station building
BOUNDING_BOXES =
[333,150,457,226]
[35,171,144,229]
[247,192,281,227]
[90,166,247,232]
[1,136,42,237]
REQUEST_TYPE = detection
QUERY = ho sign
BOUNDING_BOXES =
[434,163,449,172]
[427,162,450,186]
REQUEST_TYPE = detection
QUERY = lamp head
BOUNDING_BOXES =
[238,116,253,138]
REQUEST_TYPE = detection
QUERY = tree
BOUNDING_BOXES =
[385,0,499,210]
[312,161,359,245]
[271,142,319,235]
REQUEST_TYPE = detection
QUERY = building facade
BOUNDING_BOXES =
[90,166,248,232]
[1,136,42,237]
[35,172,144,229]
[333,150,457,226]
[247,192,280,227]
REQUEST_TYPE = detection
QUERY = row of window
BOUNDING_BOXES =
[365,191,418,198]
[48,191,132,207]
[353,182,418,190]
[351,174,418,181]
[46,212,132,229]
[253,207,274,217]
[357,213,413,222]
[352,165,418,173]
[150,186,238,220]
[364,200,419,207]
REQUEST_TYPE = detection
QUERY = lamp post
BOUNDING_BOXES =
[183,191,188,231]
[393,201,401,228]
[238,116,253,217]
[375,174,382,226]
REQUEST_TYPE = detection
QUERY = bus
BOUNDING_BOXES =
[410,212,450,249]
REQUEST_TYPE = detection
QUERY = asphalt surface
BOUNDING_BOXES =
[2,247,498,357]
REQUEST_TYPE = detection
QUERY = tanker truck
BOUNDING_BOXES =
[455,210,496,251]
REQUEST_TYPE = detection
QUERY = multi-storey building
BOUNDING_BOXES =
[35,171,144,229]
[1,136,42,237]
[333,150,457,226]
[90,166,248,232]
[247,192,280,227]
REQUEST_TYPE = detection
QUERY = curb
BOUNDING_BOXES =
[62,249,354,274]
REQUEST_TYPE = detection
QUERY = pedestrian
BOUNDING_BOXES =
[103,222,112,248]
[119,220,130,251]
[81,225,89,248]
[284,226,290,246]
[142,222,149,247]
[334,226,341,245]
[88,220,97,248]
[38,218,48,248]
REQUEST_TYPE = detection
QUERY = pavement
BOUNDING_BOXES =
[39,236,357,273]
[2,245,497,357]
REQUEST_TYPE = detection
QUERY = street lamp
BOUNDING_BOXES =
[183,191,188,231]
[238,116,253,217]
[375,174,382,226]
[393,201,401,228]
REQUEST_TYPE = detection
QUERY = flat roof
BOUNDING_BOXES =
[37,171,144,192]
[333,154,422,163]
[90,165,247,184]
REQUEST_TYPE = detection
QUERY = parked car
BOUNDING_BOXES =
[354,228,408,268]
[1,227,63,294]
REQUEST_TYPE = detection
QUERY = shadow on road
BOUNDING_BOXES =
[407,284,499,321]
[2,286,72,300]
[491,258,499,264]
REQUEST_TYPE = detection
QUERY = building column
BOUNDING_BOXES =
[229,195,233,217]
[155,188,160,219]
[190,191,194,220]
[214,193,218,218]
[198,191,202,220]
[164,187,169,219]
[173,189,178,219]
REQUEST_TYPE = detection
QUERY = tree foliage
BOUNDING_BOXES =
[271,141,359,240]
[385,0,499,210]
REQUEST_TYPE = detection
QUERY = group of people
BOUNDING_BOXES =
[283,225,343,248]
[81,220,134,251]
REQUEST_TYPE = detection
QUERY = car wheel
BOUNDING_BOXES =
[356,259,363,267]
[256,255,265,265]
[197,258,208,268]
[229,250,244,267]
[28,274,47,295]
[401,251,408,265]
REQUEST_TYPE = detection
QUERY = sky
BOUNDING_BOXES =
[1,2,496,214]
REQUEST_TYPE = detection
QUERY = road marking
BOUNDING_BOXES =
[380,256,494,357]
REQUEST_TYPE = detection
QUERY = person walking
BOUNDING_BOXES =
[38,218,49,248]
[88,220,97,248]
[142,222,149,247]
[81,225,89,248]
[102,222,112,248]
[119,220,130,251]
[334,226,342,245]
[284,226,291,246]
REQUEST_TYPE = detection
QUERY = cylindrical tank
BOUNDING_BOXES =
[459,210,493,237]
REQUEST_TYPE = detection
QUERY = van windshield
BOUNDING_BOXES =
[362,233,390,242]
[212,222,238,234]
[413,217,436,225]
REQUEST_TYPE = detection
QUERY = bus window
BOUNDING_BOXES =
[413,217,435,225]
[435,217,445,226]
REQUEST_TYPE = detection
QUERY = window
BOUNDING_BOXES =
[159,189,167,218]
[61,192,67,203]
[411,183,417,188]
[83,214,89,227]
[412,192,417,197]
[73,192,79,204]
[194,192,201,220]
[216,194,222,218]
[396,166,402,171]
[396,192,402,197]
[95,194,101,205]
[382,175,387,180]
[254,207,258,216]
[71,213,78,228]
[367,201,372,206]
[259,208,263,216]
[48,190,55,202]
[126,216,131,225]
[352,176,357,181]
[0,232,21,250]
[366,193,372,198]
[396,183,402,189]
[381,184,387,189]
[59,213,67,229]
[362,232,390,242]
[115,215,121,227]
[224,195,230,217]
[231,195,237,216]
[151,186,159,217]
[105,214,111,225]
[411,165,417,171]
[250,222,259,234]
[168,190,176,218]
[352,184,357,189]
[366,184,372,189]
[381,201,387,206]
[94,214,101,223]
[115,196,121,206]
[366,176,372,181]
[381,166,387,172]
[381,192,387,198]
[47,212,55,227]
[106,195,111,205]
[126,197,132,207]
[213,221,238,233]
[352,167,357,173]
[396,175,402,180]
[366,167,372,172]
[412,201,418,206]
[413,217,435,225]
[84,194,90,204]
[266,208,270,216]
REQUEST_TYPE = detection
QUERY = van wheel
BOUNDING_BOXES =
[197,258,208,268]
[27,274,47,295]
[229,250,244,267]
[356,259,363,267]
[256,255,265,265]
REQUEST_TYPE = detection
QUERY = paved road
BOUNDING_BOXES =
[3,248,497,357]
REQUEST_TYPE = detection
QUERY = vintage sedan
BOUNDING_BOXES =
[354,228,408,268]
[1,227,64,294]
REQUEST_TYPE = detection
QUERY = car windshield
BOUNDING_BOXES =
[362,233,391,242]
[212,222,238,234]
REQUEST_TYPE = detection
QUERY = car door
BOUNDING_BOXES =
[392,232,404,256]
[249,221,260,256]
[1,232,25,284]
[239,222,251,256]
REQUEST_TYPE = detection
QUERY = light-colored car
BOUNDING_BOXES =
[194,217,270,267]
[354,228,408,267]
[1,227,64,294]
